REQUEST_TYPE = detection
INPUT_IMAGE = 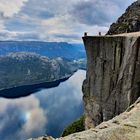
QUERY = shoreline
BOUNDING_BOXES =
[0,76,71,99]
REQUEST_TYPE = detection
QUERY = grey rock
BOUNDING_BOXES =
[82,33,140,129]
[107,0,140,35]
[0,52,78,90]
[29,32,140,140]
[28,136,54,140]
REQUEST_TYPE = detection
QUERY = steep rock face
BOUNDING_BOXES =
[28,33,140,140]
[82,33,140,129]
[28,97,140,140]
[107,0,140,35]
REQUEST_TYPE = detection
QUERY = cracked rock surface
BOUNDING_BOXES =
[82,33,140,129]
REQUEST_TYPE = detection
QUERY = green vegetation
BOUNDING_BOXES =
[113,23,129,31]
[0,52,78,90]
[61,115,85,137]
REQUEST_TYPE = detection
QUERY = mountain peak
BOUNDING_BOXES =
[107,0,140,35]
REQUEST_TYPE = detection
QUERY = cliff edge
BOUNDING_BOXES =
[28,32,140,140]
[83,32,140,129]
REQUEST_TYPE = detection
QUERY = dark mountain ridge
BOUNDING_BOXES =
[0,41,86,60]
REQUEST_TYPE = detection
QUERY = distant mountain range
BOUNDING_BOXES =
[0,41,86,60]
[0,52,79,90]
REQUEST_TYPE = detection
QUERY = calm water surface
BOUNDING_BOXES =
[0,70,86,140]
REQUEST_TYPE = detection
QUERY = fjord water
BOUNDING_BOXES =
[0,70,86,140]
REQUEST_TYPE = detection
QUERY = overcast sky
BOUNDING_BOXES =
[0,0,136,42]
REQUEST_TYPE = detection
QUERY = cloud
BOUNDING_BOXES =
[0,0,28,17]
[0,0,136,42]
[71,0,136,26]
[0,30,17,40]
[16,32,41,41]
[0,0,28,35]
[0,30,41,41]
[0,95,47,140]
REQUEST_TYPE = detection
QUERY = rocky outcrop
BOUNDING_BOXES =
[28,32,140,140]
[82,32,140,129]
[107,0,140,35]
[0,52,78,90]
[28,97,140,140]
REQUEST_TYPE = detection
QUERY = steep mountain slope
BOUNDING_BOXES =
[0,52,77,90]
[0,41,86,60]
[107,0,140,35]
[83,33,140,129]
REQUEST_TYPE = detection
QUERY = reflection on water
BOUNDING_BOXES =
[0,70,86,140]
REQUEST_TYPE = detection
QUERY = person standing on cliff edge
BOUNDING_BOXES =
[84,32,87,36]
